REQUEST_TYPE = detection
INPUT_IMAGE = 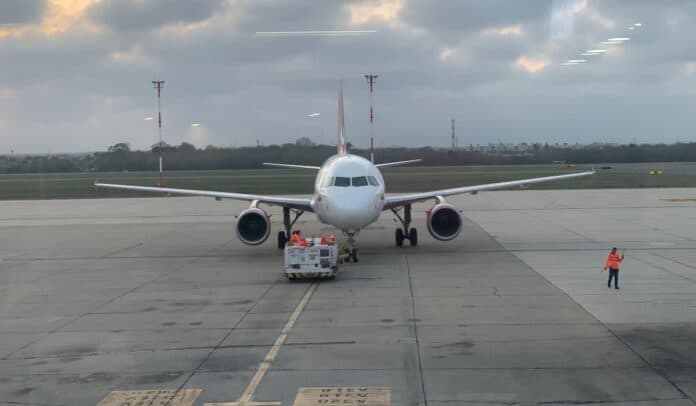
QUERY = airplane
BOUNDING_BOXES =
[96,82,594,262]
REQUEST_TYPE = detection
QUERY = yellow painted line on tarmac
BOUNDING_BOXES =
[205,281,319,406]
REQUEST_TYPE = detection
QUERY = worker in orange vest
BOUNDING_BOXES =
[603,247,624,290]
[289,232,303,246]
[291,231,308,247]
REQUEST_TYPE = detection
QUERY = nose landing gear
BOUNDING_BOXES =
[342,230,360,262]
[392,204,418,247]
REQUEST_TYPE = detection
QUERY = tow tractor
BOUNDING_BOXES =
[283,233,348,280]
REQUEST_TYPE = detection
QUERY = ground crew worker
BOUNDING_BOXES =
[291,231,308,247]
[289,232,303,246]
[603,247,624,290]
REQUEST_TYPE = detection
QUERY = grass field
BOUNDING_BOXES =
[0,163,694,200]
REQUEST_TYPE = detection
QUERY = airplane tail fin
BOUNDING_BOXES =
[337,81,347,155]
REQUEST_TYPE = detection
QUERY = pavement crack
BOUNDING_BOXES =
[167,273,285,405]
[405,254,428,406]
[103,242,145,257]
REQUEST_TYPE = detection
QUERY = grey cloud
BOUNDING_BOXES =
[87,0,227,33]
[240,0,343,32]
[0,0,45,24]
[2,0,696,153]
[403,0,547,44]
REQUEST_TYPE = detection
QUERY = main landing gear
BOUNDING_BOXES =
[277,207,304,249]
[392,204,418,247]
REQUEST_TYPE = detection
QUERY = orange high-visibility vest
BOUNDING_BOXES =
[606,253,623,269]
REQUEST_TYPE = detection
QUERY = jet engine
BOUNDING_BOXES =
[426,203,462,241]
[236,208,271,245]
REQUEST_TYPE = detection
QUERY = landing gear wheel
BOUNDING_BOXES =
[409,228,418,247]
[344,248,352,263]
[351,248,359,263]
[277,231,287,249]
[395,229,405,247]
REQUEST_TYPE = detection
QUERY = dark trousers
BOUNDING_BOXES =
[608,268,619,288]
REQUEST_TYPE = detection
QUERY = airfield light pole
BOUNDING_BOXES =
[152,80,165,187]
[364,74,378,163]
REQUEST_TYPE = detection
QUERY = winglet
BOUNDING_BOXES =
[337,80,347,155]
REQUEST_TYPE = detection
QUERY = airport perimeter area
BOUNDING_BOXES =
[1,188,696,405]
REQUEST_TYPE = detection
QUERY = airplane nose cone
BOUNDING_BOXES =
[324,192,378,229]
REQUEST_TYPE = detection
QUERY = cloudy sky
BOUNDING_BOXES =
[1,0,695,153]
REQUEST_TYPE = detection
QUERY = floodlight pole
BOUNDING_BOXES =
[152,80,165,187]
[364,74,378,163]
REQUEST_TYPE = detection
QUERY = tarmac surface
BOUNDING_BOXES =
[1,188,696,405]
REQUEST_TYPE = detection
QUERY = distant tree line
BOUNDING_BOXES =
[2,139,696,174]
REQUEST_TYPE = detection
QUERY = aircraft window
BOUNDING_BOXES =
[351,176,368,187]
[334,177,350,187]
[367,176,378,186]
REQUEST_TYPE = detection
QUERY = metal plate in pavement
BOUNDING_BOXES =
[293,387,390,406]
[97,389,201,406]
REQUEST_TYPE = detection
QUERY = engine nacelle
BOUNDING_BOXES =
[236,208,271,245]
[426,203,462,241]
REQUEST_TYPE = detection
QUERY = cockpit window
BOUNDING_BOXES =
[351,176,368,187]
[334,177,350,187]
[367,176,379,186]
[320,175,333,188]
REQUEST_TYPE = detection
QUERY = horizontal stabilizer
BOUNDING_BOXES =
[263,162,321,170]
[375,159,422,168]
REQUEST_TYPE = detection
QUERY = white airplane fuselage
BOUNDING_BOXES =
[311,154,385,230]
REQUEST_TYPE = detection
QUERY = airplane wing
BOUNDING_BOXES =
[262,162,321,170]
[375,159,422,168]
[95,183,313,212]
[384,170,595,210]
